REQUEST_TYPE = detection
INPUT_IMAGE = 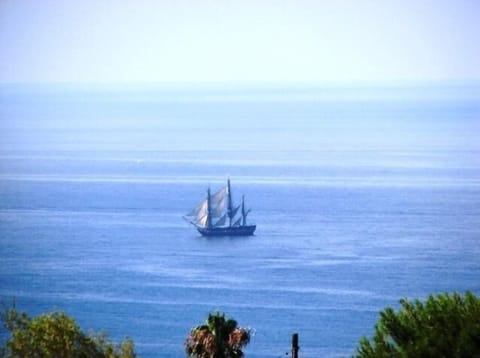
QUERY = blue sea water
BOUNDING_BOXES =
[1,83,480,357]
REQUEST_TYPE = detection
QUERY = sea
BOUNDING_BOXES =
[1,82,479,357]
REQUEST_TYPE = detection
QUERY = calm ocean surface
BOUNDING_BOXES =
[1,83,480,357]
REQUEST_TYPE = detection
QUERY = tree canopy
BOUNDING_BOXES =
[185,311,252,358]
[1,305,136,358]
[355,291,480,358]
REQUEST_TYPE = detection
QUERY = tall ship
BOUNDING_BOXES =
[185,179,256,236]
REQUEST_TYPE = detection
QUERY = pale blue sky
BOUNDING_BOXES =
[0,0,479,84]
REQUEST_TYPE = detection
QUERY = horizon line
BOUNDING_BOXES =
[1,78,480,90]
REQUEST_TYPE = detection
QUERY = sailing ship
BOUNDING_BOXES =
[184,179,256,236]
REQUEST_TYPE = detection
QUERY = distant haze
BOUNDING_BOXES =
[1,0,480,84]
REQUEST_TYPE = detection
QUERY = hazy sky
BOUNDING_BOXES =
[1,0,479,84]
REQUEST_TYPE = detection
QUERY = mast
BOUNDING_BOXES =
[206,188,212,228]
[241,195,251,226]
[241,195,246,226]
[227,178,234,227]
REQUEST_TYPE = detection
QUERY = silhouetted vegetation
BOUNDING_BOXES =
[3,292,479,357]
[354,291,480,357]
[185,311,252,358]
[1,305,136,358]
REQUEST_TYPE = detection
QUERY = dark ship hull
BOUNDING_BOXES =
[197,225,256,237]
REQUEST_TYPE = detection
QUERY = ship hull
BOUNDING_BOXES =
[197,225,256,237]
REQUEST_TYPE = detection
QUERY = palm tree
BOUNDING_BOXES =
[185,312,251,358]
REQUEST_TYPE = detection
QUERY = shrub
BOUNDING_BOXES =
[1,305,136,358]
[355,291,480,357]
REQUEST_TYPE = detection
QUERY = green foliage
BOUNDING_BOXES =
[355,291,480,358]
[1,305,137,358]
[185,311,252,358]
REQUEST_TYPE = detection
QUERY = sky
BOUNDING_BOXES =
[0,0,479,84]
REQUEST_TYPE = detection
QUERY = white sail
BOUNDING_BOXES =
[196,213,209,227]
[211,200,225,217]
[211,186,227,205]
[187,199,208,217]
[211,186,228,216]
[215,196,228,213]
[193,201,209,227]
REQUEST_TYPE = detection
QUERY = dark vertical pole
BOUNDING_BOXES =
[227,178,233,226]
[241,195,246,226]
[292,333,299,358]
[207,188,212,228]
